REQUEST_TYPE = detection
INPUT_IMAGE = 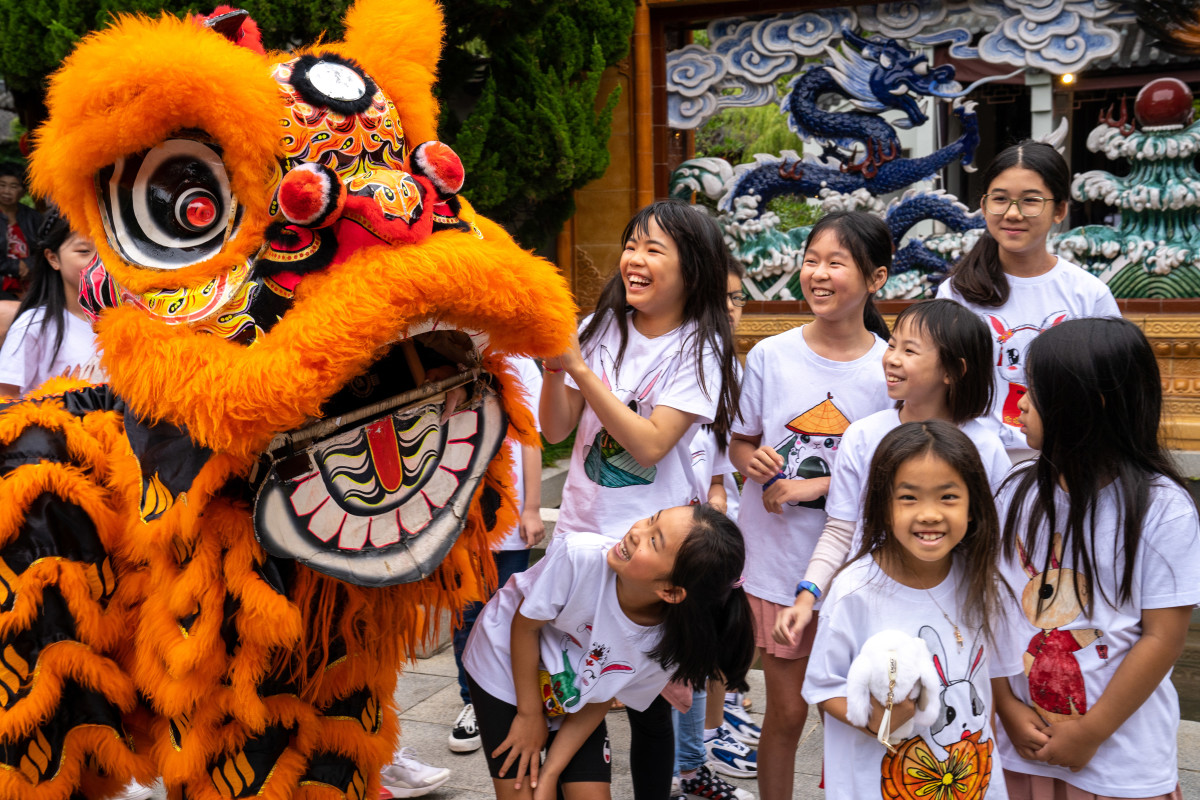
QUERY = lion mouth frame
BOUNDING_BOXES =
[252,321,509,587]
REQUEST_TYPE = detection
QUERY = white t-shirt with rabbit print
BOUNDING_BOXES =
[554,312,719,542]
[993,476,1200,797]
[803,555,1013,800]
[732,325,891,605]
[938,258,1119,460]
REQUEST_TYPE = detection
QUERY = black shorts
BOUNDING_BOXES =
[466,673,612,783]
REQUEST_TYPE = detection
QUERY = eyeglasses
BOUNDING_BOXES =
[727,291,749,307]
[981,194,1056,218]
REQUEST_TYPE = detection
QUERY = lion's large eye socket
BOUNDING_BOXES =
[96,135,242,270]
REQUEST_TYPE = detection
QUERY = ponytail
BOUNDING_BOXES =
[948,232,1009,307]
[649,505,755,690]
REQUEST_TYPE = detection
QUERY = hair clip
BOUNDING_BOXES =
[35,204,63,244]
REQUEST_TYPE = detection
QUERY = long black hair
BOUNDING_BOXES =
[649,504,754,690]
[891,299,994,424]
[580,200,740,449]
[852,420,1004,646]
[802,210,891,340]
[11,207,74,363]
[949,141,1070,307]
[1002,317,1188,613]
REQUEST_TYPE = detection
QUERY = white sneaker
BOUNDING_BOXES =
[448,703,481,753]
[114,781,153,800]
[380,747,452,798]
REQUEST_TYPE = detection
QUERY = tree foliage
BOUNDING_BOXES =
[0,0,634,250]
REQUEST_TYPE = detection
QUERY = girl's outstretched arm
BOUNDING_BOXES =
[539,352,585,444]
[1033,605,1191,771]
[557,332,697,467]
[495,609,550,790]
[533,700,611,800]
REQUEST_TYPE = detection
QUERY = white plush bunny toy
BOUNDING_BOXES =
[845,630,941,751]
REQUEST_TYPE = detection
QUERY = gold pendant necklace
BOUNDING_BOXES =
[916,574,963,651]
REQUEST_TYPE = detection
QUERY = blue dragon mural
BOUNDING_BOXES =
[673,30,993,299]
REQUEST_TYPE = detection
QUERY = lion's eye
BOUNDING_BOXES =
[96,135,241,270]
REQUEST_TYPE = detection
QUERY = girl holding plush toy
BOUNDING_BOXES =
[803,420,1013,800]
[992,318,1200,800]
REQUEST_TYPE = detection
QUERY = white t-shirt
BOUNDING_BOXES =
[732,326,891,605]
[0,307,97,395]
[939,259,1119,459]
[688,424,739,520]
[993,476,1200,796]
[496,356,544,551]
[462,532,670,717]
[825,409,1012,524]
[803,556,1014,800]
[554,312,720,541]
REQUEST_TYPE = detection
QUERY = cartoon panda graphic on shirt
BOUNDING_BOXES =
[584,345,682,488]
[986,311,1067,445]
[773,392,850,509]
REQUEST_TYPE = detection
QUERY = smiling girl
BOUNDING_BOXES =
[462,505,753,800]
[803,421,1012,800]
[0,209,99,397]
[939,141,1119,461]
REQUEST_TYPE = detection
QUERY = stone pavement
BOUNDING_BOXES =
[387,646,1200,800]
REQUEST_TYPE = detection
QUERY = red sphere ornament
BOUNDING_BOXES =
[1134,78,1194,129]
[185,196,217,229]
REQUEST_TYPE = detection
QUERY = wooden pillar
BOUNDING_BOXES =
[633,1,654,207]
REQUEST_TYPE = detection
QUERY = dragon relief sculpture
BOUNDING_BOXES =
[672,30,991,299]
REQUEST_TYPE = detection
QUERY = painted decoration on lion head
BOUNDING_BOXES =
[0,0,575,797]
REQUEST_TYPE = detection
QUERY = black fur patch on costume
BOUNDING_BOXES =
[322,687,382,734]
[0,427,70,477]
[0,682,124,779]
[288,54,378,117]
[206,724,293,798]
[301,752,368,797]
[481,485,501,531]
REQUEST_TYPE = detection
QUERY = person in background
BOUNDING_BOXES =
[448,356,546,754]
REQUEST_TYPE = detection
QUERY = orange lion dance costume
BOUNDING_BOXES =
[0,1,575,797]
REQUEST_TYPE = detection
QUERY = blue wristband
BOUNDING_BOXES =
[795,580,821,601]
[763,470,787,490]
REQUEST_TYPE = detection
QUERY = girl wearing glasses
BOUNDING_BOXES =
[939,141,1118,462]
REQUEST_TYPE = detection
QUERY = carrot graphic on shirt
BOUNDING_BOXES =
[773,392,850,510]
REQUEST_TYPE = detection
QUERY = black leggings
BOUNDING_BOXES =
[626,695,674,800]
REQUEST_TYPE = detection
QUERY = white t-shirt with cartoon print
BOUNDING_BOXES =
[803,556,1014,800]
[825,408,1012,525]
[732,325,891,605]
[938,259,1119,459]
[496,356,544,551]
[993,476,1200,797]
[555,312,720,541]
[462,532,670,717]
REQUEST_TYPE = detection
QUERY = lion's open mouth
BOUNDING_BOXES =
[253,321,507,586]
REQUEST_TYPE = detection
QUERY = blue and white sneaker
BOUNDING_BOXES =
[705,725,757,779]
[722,700,761,747]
